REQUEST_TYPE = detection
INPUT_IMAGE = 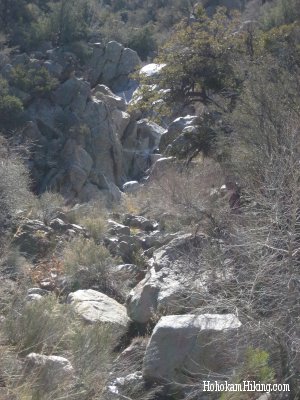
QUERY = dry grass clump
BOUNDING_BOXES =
[78,214,107,242]
[121,195,143,215]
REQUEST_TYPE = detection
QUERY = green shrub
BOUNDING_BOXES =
[10,15,51,52]
[0,76,23,127]
[127,25,156,60]
[48,0,90,45]
[10,65,58,97]
[0,93,23,126]
[261,0,300,29]
[67,41,93,64]
[220,348,275,400]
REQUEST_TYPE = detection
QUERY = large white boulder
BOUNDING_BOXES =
[143,314,242,383]
[67,289,130,328]
[140,63,166,78]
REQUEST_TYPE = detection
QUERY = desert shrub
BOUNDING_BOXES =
[0,94,23,127]
[0,246,32,281]
[70,322,117,398]
[227,59,300,187]
[120,192,143,216]
[9,4,51,51]
[10,65,58,97]
[47,0,92,45]
[62,237,121,296]
[10,321,116,400]
[5,295,71,355]
[2,294,117,399]
[261,0,300,29]
[67,40,93,64]
[0,254,31,317]
[78,215,107,242]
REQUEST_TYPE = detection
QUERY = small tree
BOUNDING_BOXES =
[148,7,245,110]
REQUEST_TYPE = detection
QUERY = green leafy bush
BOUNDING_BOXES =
[135,7,246,121]
[10,65,58,97]
[0,94,23,126]
[127,25,156,60]
[221,348,275,400]
[67,40,93,64]
[0,76,23,127]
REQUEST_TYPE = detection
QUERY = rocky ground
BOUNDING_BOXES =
[0,198,247,400]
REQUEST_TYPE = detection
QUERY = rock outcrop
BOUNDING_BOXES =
[89,41,140,92]
[1,43,163,203]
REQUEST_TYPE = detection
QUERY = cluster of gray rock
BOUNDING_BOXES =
[1,41,165,203]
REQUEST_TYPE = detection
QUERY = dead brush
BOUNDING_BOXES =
[29,257,64,292]
[132,158,226,233]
